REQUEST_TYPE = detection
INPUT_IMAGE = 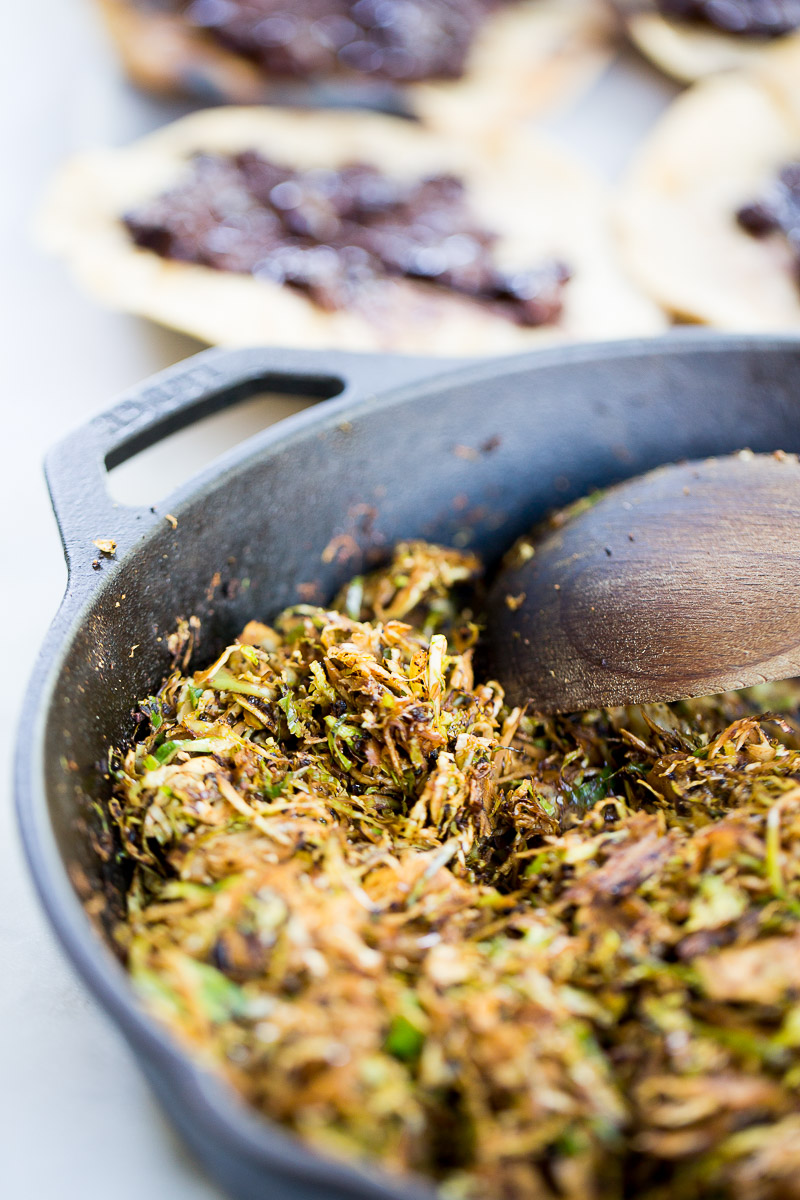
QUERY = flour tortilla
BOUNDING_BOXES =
[624,9,800,83]
[95,0,614,131]
[38,106,665,355]
[617,39,800,329]
[409,0,614,133]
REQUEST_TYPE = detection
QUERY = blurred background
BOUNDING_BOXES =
[0,4,677,1196]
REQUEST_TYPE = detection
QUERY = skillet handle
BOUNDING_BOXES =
[45,345,456,591]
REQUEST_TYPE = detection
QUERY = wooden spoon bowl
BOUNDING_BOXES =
[485,451,800,712]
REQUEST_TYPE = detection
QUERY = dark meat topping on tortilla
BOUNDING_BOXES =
[124,151,571,326]
[167,0,510,82]
[737,162,800,285]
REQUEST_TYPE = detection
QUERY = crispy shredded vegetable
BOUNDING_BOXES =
[110,541,800,1199]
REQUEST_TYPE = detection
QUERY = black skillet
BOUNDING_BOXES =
[15,332,800,1200]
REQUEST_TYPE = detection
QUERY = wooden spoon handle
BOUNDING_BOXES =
[487,452,800,712]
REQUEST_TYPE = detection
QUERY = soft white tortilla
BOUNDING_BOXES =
[624,10,800,83]
[95,0,614,131]
[617,40,800,329]
[410,0,615,133]
[38,106,665,355]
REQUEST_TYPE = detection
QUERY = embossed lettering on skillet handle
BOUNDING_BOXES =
[43,345,458,597]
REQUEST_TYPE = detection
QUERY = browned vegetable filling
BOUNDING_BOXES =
[737,162,800,285]
[153,0,511,82]
[656,0,800,38]
[124,152,571,325]
[110,542,800,1200]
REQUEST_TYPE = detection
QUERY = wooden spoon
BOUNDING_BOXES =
[485,451,800,712]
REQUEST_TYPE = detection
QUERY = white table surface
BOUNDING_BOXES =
[0,5,677,1196]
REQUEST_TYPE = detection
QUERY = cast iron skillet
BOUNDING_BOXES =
[15,333,800,1200]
